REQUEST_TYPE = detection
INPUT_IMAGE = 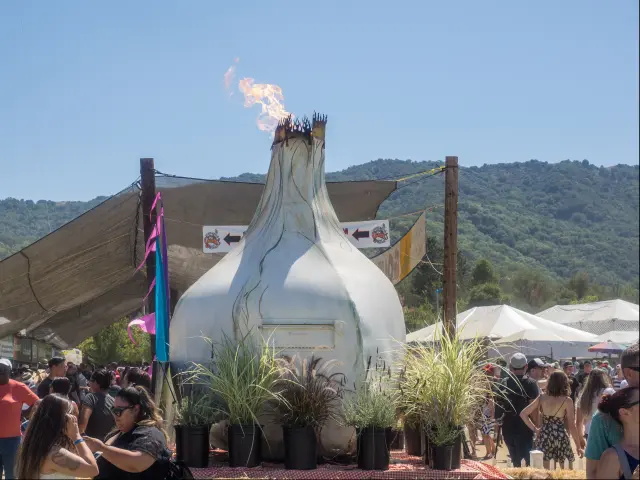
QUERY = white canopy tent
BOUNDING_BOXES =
[537,299,639,335]
[406,305,598,360]
[595,330,640,346]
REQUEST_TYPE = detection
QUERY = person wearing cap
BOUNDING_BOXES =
[0,358,39,479]
[527,358,549,394]
[495,352,540,467]
[564,361,580,402]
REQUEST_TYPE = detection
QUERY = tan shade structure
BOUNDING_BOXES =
[0,175,397,348]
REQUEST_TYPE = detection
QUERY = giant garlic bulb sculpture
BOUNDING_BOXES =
[170,114,405,453]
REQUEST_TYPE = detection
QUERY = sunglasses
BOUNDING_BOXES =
[111,405,136,417]
[622,400,640,409]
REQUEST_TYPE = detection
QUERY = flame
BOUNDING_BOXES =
[225,58,293,133]
[238,78,293,132]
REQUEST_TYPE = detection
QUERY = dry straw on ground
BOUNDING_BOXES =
[502,467,587,479]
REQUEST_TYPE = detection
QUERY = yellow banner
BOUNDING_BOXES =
[371,212,426,285]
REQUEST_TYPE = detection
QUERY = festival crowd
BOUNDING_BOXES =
[0,358,172,479]
[468,342,639,479]
[1,343,638,479]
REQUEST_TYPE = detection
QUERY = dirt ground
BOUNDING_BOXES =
[472,436,587,473]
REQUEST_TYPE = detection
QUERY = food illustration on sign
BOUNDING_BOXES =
[204,229,221,250]
[371,224,389,244]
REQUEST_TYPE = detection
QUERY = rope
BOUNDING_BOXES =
[155,165,447,185]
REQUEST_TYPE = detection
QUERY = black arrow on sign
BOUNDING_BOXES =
[224,233,242,245]
[352,229,370,241]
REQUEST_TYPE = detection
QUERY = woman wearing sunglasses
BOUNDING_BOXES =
[596,387,639,480]
[83,386,170,480]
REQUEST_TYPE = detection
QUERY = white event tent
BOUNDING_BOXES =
[406,305,598,360]
[537,299,639,335]
[595,330,640,346]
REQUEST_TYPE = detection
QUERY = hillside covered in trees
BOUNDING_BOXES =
[1,159,638,319]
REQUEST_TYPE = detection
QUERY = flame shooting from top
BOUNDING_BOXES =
[225,58,293,133]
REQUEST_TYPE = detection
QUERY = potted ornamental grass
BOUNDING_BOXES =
[401,330,494,470]
[173,383,220,468]
[186,332,285,468]
[343,357,397,471]
[387,417,405,451]
[275,356,344,470]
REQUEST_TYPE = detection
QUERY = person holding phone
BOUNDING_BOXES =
[16,394,99,479]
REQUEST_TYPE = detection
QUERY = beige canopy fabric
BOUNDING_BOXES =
[0,176,397,348]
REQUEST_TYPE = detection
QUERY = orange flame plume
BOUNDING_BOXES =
[225,58,293,133]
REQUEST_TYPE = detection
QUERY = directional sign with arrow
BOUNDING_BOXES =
[203,226,248,253]
[203,219,391,253]
[352,228,370,241]
[341,220,390,248]
[224,233,242,246]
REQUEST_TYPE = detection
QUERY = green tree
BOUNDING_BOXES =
[510,268,554,309]
[412,237,469,311]
[471,259,496,286]
[568,272,590,300]
[467,283,503,309]
[404,303,438,333]
[570,295,599,305]
[77,317,151,365]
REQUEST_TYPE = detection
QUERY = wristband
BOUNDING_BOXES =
[74,438,85,446]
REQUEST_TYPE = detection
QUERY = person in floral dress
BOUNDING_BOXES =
[520,371,584,469]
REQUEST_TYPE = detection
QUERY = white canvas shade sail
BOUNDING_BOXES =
[537,299,639,335]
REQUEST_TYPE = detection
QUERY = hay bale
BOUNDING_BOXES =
[501,467,587,479]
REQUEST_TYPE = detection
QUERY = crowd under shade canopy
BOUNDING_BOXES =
[537,299,639,335]
[0,175,397,349]
[406,305,598,360]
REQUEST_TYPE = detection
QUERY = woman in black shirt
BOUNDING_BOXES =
[83,386,170,479]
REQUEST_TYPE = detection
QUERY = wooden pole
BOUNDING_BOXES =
[443,156,459,336]
[140,158,157,360]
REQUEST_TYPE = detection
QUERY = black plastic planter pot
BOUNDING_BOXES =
[357,427,390,471]
[387,428,404,451]
[174,424,211,468]
[404,424,422,456]
[228,424,262,467]
[282,425,317,470]
[423,429,432,466]
[428,432,462,471]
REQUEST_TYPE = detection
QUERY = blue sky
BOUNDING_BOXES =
[1,1,638,201]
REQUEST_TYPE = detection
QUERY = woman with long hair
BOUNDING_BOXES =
[521,371,584,469]
[596,387,639,479]
[16,394,99,479]
[577,369,615,440]
[83,386,171,479]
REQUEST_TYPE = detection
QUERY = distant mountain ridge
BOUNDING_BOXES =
[1,159,638,288]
